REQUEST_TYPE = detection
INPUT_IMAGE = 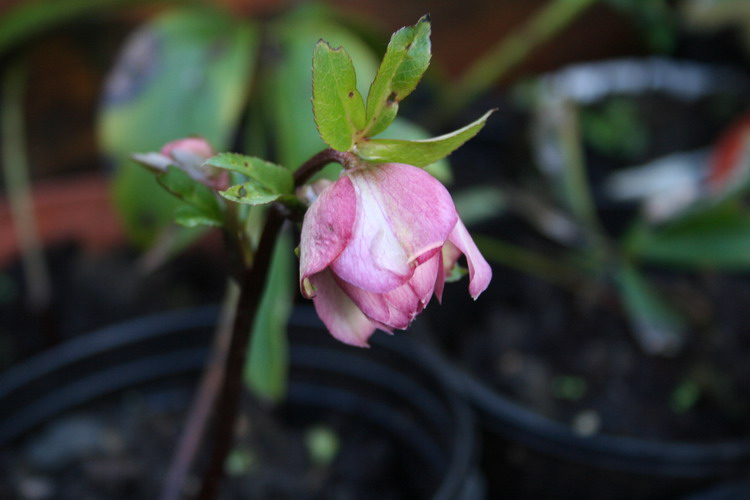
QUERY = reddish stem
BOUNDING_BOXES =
[161,148,348,500]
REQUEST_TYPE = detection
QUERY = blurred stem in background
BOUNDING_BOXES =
[473,234,582,289]
[1,61,51,313]
[439,0,598,120]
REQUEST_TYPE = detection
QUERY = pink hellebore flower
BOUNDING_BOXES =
[299,162,492,347]
[132,137,228,190]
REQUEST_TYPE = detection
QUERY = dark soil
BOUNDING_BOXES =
[427,61,750,444]
[0,241,227,371]
[0,242,443,500]
[0,380,413,500]
[429,225,750,443]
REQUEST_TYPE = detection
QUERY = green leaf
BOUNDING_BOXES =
[374,117,452,183]
[363,15,431,137]
[452,186,507,226]
[264,6,378,168]
[219,181,285,206]
[211,153,294,206]
[312,40,366,151]
[246,231,293,402]
[356,109,493,167]
[174,205,223,228]
[625,201,750,270]
[614,263,685,355]
[207,153,293,193]
[156,166,223,224]
[100,8,257,246]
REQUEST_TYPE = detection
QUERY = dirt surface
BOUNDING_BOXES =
[0,381,418,500]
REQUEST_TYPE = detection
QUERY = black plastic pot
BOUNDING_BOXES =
[0,306,483,500]
[413,330,750,499]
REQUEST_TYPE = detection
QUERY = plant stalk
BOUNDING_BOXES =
[158,148,347,500]
[1,62,52,312]
[197,207,285,500]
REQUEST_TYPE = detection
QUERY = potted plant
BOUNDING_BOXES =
[1,6,495,498]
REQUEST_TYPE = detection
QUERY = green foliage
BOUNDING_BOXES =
[580,99,648,160]
[0,0,197,55]
[363,15,431,137]
[208,153,293,206]
[220,182,287,206]
[614,263,685,355]
[374,118,453,183]
[452,186,507,226]
[305,426,340,468]
[245,232,294,402]
[312,40,366,151]
[263,6,378,168]
[551,375,587,401]
[356,110,494,167]
[100,8,257,246]
[605,0,677,53]
[625,201,750,270]
[156,166,223,226]
[670,380,701,414]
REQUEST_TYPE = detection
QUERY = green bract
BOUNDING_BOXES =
[363,14,431,138]
[356,110,494,167]
[157,166,223,227]
[207,153,294,206]
[311,16,492,168]
[312,40,366,152]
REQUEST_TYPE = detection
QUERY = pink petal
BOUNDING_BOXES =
[382,284,420,323]
[331,163,458,293]
[448,219,492,299]
[299,178,357,297]
[435,241,462,302]
[408,253,440,307]
[161,137,214,159]
[309,270,377,347]
[335,277,413,330]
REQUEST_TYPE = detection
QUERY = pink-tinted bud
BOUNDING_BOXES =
[160,137,214,159]
[132,137,228,190]
[299,162,492,346]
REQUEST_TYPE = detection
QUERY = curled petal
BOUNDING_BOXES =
[309,270,377,347]
[408,253,441,308]
[331,163,458,293]
[435,241,462,303]
[131,152,173,172]
[448,219,492,299]
[335,277,413,330]
[299,178,357,297]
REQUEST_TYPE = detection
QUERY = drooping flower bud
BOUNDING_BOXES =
[299,162,491,346]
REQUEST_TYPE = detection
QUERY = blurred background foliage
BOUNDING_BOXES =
[2,0,750,386]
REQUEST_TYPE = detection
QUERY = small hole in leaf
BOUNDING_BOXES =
[387,92,398,105]
[348,91,354,98]
[238,186,247,197]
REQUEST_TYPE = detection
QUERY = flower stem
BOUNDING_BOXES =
[293,148,356,186]
[1,61,51,312]
[166,148,350,500]
[197,206,285,500]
